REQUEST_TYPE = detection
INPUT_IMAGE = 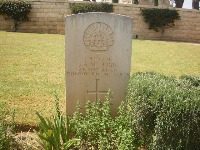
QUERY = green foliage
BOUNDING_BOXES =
[141,8,180,32]
[0,0,31,31]
[0,102,15,150]
[34,96,79,150]
[126,72,200,149]
[70,2,113,14]
[72,90,136,150]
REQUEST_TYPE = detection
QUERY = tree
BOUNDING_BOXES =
[174,0,184,8]
[192,0,199,10]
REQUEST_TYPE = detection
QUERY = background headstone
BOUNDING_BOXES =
[139,0,153,5]
[158,0,170,7]
[65,13,133,116]
[102,0,113,3]
[118,0,133,4]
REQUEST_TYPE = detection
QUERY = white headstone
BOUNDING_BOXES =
[103,0,113,3]
[118,0,133,4]
[139,0,153,5]
[65,13,133,116]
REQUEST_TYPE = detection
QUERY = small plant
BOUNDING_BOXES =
[0,102,15,150]
[0,0,31,31]
[72,90,136,150]
[141,8,180,37]
[70,2,113,14]
[34,95,79,150]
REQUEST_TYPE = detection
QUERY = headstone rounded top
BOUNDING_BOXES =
[67,12,133,21]
[83,22,114,53]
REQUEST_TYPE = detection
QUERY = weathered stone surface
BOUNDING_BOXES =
[65,12,133,116]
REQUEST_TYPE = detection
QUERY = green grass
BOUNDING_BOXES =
[0,31,65,126]
[0,31,199,126]
[131,40,200,77]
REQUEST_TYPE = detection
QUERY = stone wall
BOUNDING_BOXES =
[0,0,70,34]
[113,4,200,43]
[0,0,200,43]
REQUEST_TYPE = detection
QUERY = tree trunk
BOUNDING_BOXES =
[160,26,165,39]
[13,20,18,32]
[192,0,199,10]
[175,0,184,8]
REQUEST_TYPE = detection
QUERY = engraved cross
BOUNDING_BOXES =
[87,79,107,101]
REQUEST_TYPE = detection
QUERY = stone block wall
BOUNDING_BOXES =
[113,4,200,43]
[0,0,200,43]
[0,0,70,34]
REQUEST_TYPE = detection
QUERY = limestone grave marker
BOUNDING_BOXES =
[118,0,133,4]
[102,0,113,3]
[139,0,153,5]
[65,13,133,116]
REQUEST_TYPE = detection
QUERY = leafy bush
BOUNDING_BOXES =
[0,102,15,150]
[0,0,31,31]
[34,96,79,150]
[141,8,180,32]
[70,2,113,14]
[126,72,200,149]
[72,91,136,150]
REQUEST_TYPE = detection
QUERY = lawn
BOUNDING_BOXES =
[0,31,199,127]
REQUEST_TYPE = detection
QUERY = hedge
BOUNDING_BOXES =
[70,2,113,14]
[126,72,200,149]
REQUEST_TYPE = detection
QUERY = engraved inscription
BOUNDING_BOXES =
[66,56,130,78]
[87,79,107,101]
[79,57,117,76]
[83,22,114,53]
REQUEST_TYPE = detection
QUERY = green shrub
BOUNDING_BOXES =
[141,8,180,32]
[0,102,15,150]
[72,91,136,150]
[126,72,200,149]
[70,2,113,14]
[0,0,31,31]
[34,96,79,150]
